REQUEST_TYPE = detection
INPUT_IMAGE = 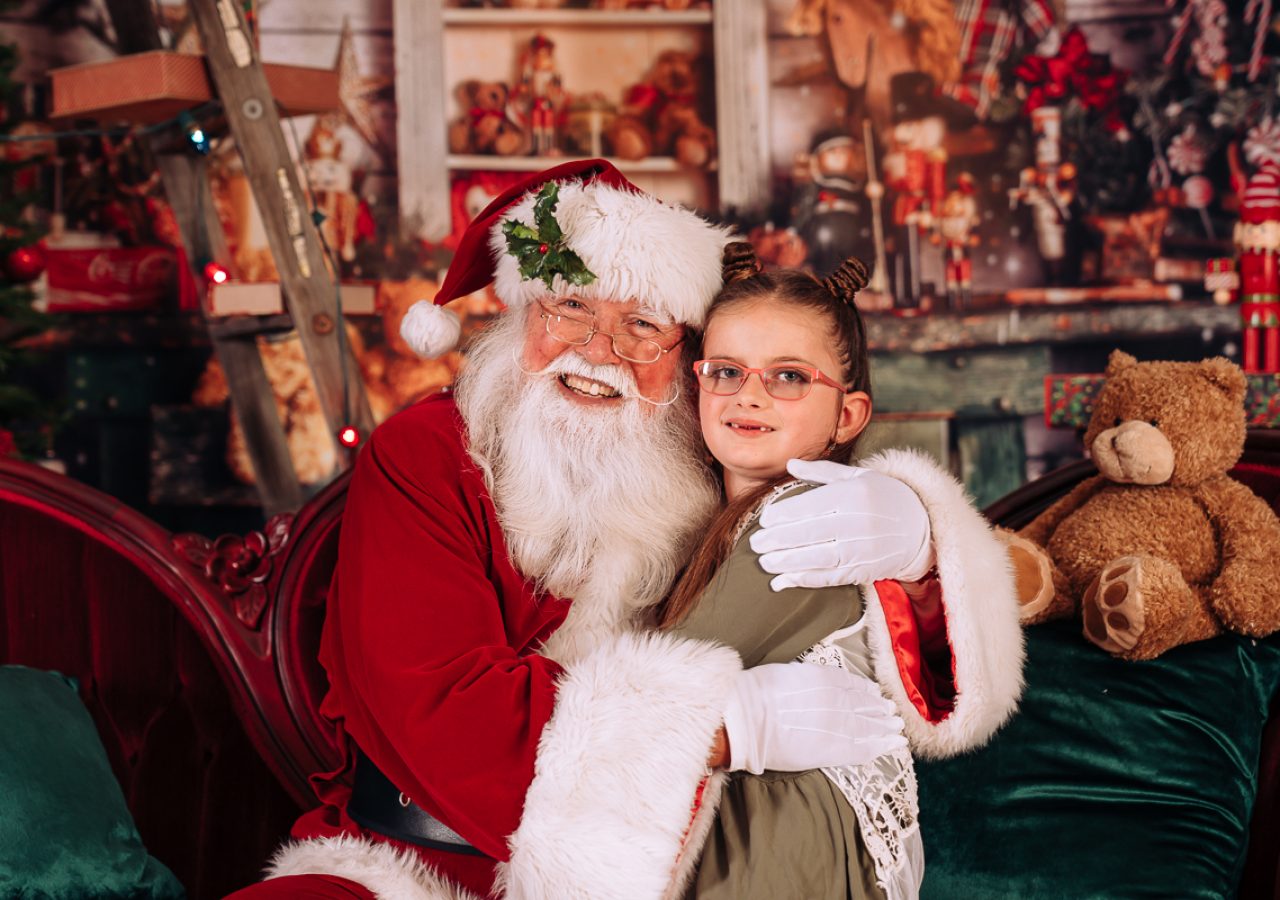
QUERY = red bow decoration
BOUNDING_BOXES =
[468,106,506,125]
[1014,28,1127,132]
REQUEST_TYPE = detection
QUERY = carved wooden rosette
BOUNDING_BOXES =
[173,513,294,629]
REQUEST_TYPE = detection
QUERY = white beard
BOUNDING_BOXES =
[453,309,720,660]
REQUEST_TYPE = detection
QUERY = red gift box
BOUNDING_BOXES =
[45,246,178,312]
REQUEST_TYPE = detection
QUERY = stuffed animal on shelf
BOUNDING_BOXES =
[1002,350,1280,661]
[447,81,528,157]
[362,277,466,418]
[192,325,372,486]
[607,50,715,167]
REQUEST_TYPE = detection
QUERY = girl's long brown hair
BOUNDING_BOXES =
[657,242,872,629]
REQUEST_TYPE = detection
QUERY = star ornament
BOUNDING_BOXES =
[334,19,394,164]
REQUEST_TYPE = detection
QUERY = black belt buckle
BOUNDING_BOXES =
[348,749,488,857]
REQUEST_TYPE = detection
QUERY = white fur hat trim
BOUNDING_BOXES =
[489,179,732,328]
[400,300,462,359]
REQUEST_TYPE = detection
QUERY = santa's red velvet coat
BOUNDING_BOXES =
[267,394,1025,900]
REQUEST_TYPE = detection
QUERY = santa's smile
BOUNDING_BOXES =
[558,373,622,400]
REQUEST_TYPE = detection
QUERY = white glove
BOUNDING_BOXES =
[750,459,934,591]
[722,661,908,774]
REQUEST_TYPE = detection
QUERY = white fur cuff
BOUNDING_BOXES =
[861,449,1025,758]
[266,834,480,900]
[498,630,741,900]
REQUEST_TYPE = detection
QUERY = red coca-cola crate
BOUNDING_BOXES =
[45,246,178,312]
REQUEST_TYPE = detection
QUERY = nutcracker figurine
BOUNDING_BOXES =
[1214,163,1280,372]
[881,72,975,308]
[935,172,980,309]
[1009,162,1078,284]
[791,130,875,277]
[517,34,564,157]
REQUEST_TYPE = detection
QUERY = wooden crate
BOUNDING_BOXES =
[50,51,338,123]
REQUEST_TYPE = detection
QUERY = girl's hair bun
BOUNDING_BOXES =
[722,241,762,284]
[822,256,870,305]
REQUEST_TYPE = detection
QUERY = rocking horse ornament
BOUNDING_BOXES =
[787,0,962,133]
[786,0,1057,127]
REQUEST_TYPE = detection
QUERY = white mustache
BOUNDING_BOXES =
[513,346,636,398]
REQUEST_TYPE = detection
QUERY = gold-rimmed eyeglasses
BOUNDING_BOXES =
[538,301,684,365]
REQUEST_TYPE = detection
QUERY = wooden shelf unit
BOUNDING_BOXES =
[447,153,711,173]
[441,8,713,27]
[392,0,769,241]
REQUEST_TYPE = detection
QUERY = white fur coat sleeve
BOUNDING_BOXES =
[497,630,741,900]
[861,449,1025,759]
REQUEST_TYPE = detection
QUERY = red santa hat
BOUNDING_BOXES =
[400,158,732,358]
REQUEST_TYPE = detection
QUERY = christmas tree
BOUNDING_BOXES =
[0,5,54,460]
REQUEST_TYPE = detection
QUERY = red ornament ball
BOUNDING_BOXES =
[5,244,45,283]
[538,243,549,255]
[338,425,362,448]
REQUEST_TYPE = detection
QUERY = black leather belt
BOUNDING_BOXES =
[348,749,487,857]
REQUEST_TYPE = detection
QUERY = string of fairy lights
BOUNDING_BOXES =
[3,100,364,451]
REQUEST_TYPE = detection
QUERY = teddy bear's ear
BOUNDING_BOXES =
[1198,356,1247,401]
[1104,350,1139,377]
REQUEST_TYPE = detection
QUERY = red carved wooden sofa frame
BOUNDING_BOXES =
[2,437,1279,900]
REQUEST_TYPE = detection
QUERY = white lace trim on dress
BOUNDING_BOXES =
[801,639,922,900]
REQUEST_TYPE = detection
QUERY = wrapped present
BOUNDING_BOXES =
[1045,372,1280,428]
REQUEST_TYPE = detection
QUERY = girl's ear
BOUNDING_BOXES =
[835,390,872,444]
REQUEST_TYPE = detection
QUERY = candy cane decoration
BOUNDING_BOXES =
[1244,0,1271,81]
[1164,0,1194,67]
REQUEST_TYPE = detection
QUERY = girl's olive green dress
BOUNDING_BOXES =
[669,485,922,900]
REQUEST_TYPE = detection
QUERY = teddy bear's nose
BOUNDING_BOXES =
[1103,421,1175,484]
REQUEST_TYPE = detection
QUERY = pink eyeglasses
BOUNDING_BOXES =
[692,359,849,400]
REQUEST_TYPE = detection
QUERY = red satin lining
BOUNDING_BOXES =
[873,578,957,723]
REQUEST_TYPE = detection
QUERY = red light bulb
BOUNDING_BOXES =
[338,426,361,448]
[204,261,229,284]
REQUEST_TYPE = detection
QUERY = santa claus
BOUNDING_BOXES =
[226,160,1019,900]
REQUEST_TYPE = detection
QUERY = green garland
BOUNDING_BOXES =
[501,183,596,290]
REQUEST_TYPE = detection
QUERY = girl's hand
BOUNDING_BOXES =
[750,459,934,591]
[705,726,730,771]
[722,662,907,773]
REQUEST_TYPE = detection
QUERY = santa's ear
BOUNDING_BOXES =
[1104,349,1139,377]
[1199,356,1247,401]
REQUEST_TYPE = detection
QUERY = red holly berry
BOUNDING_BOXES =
[538,243,549,255]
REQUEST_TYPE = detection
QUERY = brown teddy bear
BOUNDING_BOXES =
[447,81,528,156]
[192,325,372,486]
[1003,351,1280,660]
[607,50,716,167]
[362,277,466,419]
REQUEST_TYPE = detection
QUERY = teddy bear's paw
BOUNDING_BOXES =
[1081,555,1214,660]
[1081,557,1149,655]
[996,529,1066,624]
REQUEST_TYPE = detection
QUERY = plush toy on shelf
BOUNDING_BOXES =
[1002,351,1280,661]
[362,278,465,418]
[607,49,715,167]
[447,81,528,157]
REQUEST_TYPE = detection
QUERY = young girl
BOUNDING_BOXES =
[660,242,1024,900]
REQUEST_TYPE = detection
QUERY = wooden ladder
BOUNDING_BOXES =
[107,0,376,516]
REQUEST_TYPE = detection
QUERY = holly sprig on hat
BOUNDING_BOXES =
[502,183,597,289]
